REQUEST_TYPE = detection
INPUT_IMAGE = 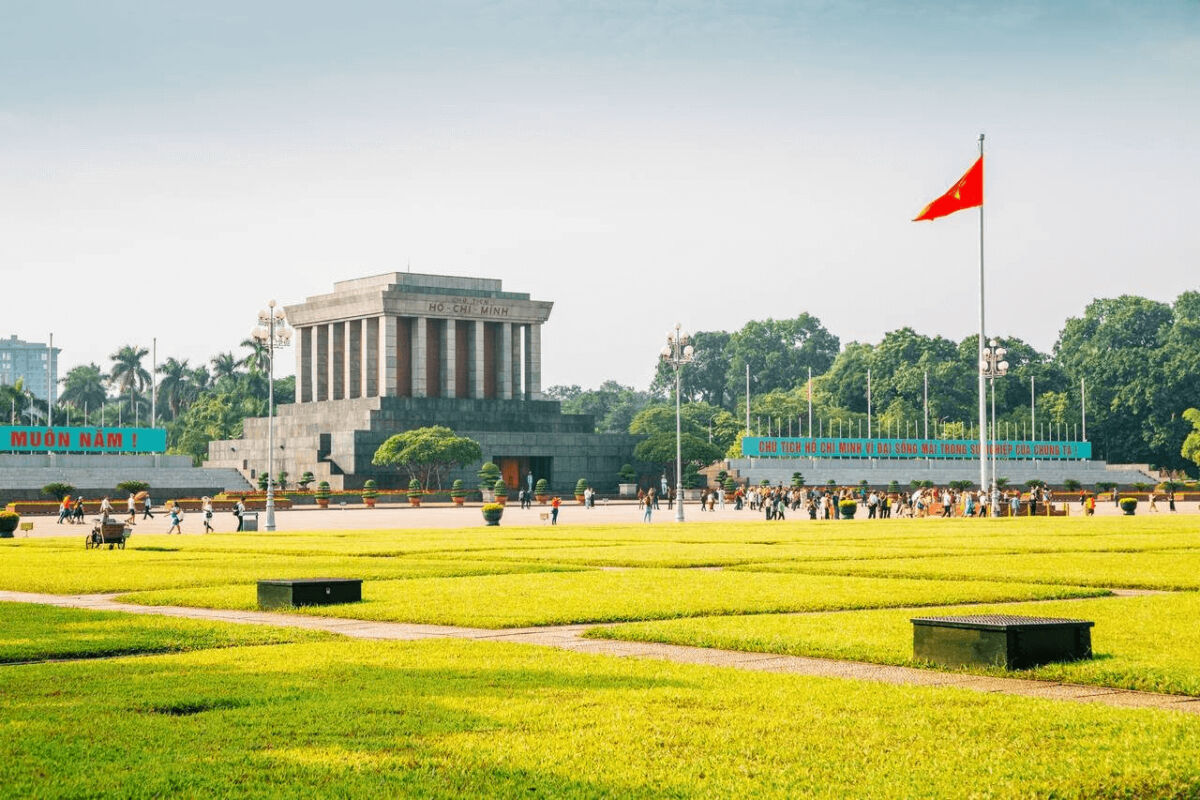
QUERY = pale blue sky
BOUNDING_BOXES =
[2,1,1197,387]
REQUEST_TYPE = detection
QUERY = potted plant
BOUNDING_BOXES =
[617,464,637,497]
[723,477,737,494]
[534,478,549,504]
[362,479,378,508]
[450,479,466,507]
[575,478,588,504]
[838,499,858,519]
[494,478,508,506]
[315,481,331,508]
[791,472,805,488]
[298,472,315,491]
[1119,497,1138,515]
[481,502,504,526]
[408,478,422,507]
[0,510,19,538]
[478,462,501,502]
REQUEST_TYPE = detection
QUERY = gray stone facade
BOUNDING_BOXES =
[206,273,644,493]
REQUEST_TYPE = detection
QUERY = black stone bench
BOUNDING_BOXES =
[257,578,362,610]
[912,614,1093,670]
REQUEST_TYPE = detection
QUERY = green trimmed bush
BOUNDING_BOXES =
[41,482,75,500]
[723,477,737,493]
[478,462,501,492]
[362,480,378,500]
[450,479,466,500]
[838,499,858,519]
[618,464,636,483]
[575,478,588,496]
[315,481,331,501]
[0,510,19,536]
[535,478,549,496]
[408,478,422,498]
[115,480,150,495]
[1120,497,1138,515]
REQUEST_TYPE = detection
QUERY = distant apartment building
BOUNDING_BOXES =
[0,335,60,404]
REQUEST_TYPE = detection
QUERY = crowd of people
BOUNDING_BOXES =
[55,492,252,534]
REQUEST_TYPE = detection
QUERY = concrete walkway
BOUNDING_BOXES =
[3,590,1197,716]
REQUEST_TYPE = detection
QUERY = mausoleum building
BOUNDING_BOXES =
[207,272,643,493]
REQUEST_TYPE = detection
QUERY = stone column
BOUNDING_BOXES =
[525,323,542,400]
[471,320,485,398]
[379,315,397,397]
[442,319,456,398]
[411,316,427,398]
[498,322,513,400]
[347,320,361,399]
[360,318,371,398]
[510,323,522,400]
[330,322,345,400]
[298,326,312,402]
[316,324,329,401]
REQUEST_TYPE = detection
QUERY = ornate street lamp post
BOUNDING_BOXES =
[251,301,292,531]
[980,338,1009,517]
[660,323,694,523]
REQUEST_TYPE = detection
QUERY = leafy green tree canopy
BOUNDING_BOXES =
[372,426,482,491]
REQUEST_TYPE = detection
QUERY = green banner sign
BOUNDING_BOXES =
[1,426,167,454]
[742,436,1091,460]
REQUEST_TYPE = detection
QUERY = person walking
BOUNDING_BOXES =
[142,493,154,519]
[643,490,653,523]
[167,503,183,534]
[550,496,560,525]
[126,493,138,524]
[235,497,246,531]
[1148,491,1159,512]
[57,495,71,524]
[1168,489,1177,513]
[71,495,85,524]
[202,496,214,533]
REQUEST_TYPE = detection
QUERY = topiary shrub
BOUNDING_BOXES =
[408,478,422,497]
[41,482,75,500]
[617,464,636,484]
[493,478,508,503]
[0,510,19,537]
[478,462,501,492]
[115,480,150,495]
[362,479,378,500]
[450,479,466,500]
[723,477,737,493]
[535,478,549,496]
[574,478,588,497]
[838,499,858,519]
[1119,497,1138,515]
[315,481,331,501]
[298,472,315,490]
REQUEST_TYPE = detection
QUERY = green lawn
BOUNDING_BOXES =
[0,602,329,663]
[0,541,582,593]
[588,592,1200,697]
[3,638,1200,798]
[735,549,1200,589]
[119,569,1106,628]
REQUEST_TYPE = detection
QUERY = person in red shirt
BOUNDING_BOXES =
[550,496,561,525]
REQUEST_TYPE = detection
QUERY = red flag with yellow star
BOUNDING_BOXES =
[913,157,983,221]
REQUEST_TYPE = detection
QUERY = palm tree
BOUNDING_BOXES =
[239,338,270,375]
[210,352,240,382]
[156,357,194,420]
[109,345,151,411]
[59,364,109,420]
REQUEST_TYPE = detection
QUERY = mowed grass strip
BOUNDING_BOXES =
[0,542,582,594]
[0,602,330,663]
[119,569,1106,628]
[3,639,1200,798]
[733,549,1200,590]
[589,593,1200,697]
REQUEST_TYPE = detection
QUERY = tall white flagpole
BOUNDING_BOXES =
[151,337,157,427]
[923,370,928,439]
[807,366,813,438]
[1081,378,1087,442]
[744,364,750,434]
[976,133,988,500]
[867,368,872,439]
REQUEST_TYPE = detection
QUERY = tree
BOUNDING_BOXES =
[371,426,483,491]
[210,352,241,383]
[724,314,840,402]
[109,345,151,398]
[239,338,270,374]
[157,357,195,421]
[633,432,723,477]
[650,330,732,407]
[557,381,657,433]
[116,480,150,495]
[59,364,108,417]
[1182,408,1200,473]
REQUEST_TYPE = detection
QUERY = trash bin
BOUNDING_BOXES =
[241,512,259,532]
